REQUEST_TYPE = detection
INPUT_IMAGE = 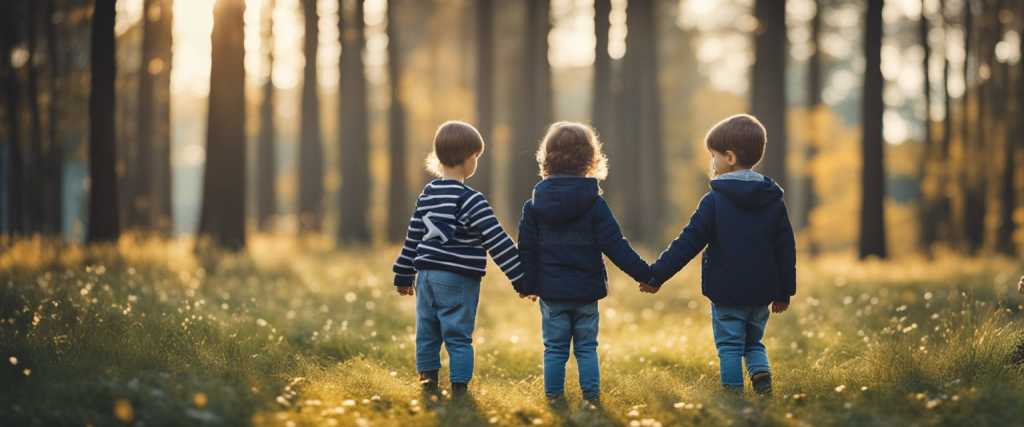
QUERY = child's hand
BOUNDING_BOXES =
[1018,276,1024,294]
[519,293,538,302]
[396,286,415,296]
[771,301,789,313]
[638,283,661,294]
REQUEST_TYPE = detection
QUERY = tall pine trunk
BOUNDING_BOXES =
[919,0,938,253]
[751,0,787,192]
[198,0,247,250]
[385,0,409,242]
[338,0,371,244]
[511,0,552,211]
[962,0,985,253]
[859,0,886,259]
[593,0,619,202]
[803,0,822,254]
[2,0,24,235]
[45,0,63,236]
[151,0,174,236]
[256,0,277,231]
[133,0,160,233]
[299,0,324,233]
[621,0,663,242]
[27,0,45,234]
[472,0,493,196]
[939,0,953,248]
[87,0,121,244]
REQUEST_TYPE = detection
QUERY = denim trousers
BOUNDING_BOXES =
[710,303,772,387]
[539,298,600,399]
[415,269,481,384]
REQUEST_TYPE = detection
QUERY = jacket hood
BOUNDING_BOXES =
[531,177,600,224]
[710,175,784,209]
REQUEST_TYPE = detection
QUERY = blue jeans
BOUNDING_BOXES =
[539,299,600,399]
[415,269,481,384]
[711,303,771,387]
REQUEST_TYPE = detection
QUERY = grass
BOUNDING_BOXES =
[1,235,1024,426]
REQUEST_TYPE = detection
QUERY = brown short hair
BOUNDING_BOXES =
[425,121,484,177]
[704,114,766,168]
[536,122,608,180]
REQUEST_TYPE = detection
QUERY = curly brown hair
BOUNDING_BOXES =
[535,122,609,179]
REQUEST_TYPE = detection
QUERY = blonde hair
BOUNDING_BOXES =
[535,122,609,180]
[424,121,485,178]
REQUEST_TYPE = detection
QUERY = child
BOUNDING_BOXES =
[392,121,526,397]
[639,114,796,397]
[517,122,652,404]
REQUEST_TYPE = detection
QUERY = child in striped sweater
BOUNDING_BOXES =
[393,121,527,398]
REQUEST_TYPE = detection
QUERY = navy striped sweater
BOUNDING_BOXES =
[393,180,524,290]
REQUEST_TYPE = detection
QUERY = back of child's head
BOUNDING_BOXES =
[536,122,608,179]
[425,120,484,177]
[705,114,767,169]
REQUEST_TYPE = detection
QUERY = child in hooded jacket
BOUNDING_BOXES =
[517,122,652,403]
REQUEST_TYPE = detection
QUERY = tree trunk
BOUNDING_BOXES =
[859,0,886,259]
[2,0,24,235]
[45,0,63,236]
[472,0,493,196]
[256,0,277,231]
[962,0,985,253]
[919,0,938,253]
[751,0,787,192]
[198,0,247,250]
[298,0,324,233]
[27,0,45,234]
[621,0,663,242]
[87,0,121,244]
[338,0,371,244]
[802,0,822,254]
[133,0,160,233]
[153,0,174,236]
[386,0,409,242]
[510,0,552,212]
[939,0,953,248]
[593,0,620,201]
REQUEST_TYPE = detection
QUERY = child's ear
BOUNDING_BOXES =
[725,150,738,166]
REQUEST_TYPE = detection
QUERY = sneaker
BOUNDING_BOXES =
[419,370,439,395]
[450,382,469,398]
[751,372,772,396]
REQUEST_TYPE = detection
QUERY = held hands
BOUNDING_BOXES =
[396,286,415,296]
[771,301,789,313]
[519,293,538,302]
[638,283,661,294]
[1018,276,1024,294]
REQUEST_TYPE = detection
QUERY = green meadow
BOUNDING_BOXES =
[2,237,1024,426]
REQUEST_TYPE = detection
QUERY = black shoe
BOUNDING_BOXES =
[751,372,772,396]
[419,370,439,395]
[451,382,469,398]
[581,396,602,410]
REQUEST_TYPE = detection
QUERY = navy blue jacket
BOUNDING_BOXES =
[648,174,796,305]
[517,177,652,301]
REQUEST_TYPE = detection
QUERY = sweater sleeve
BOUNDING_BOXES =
[461,192,525,289]
[775,201,797,304]
[594,198,652,284]
[516,201,538,295]
[393,201,425,287]
[648,191,716,287]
